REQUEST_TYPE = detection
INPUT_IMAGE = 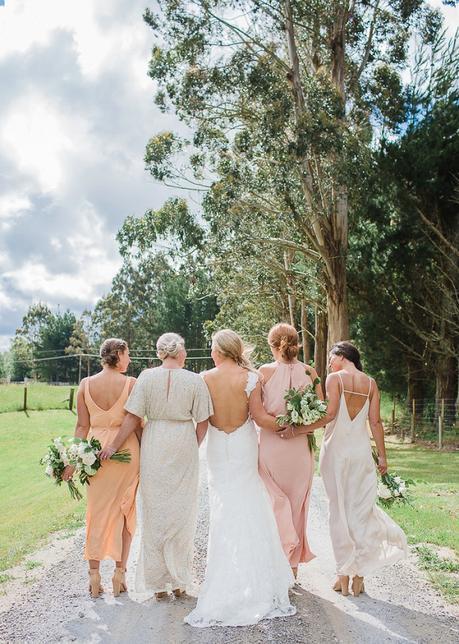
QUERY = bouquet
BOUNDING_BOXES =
[372,448,414,507]
[276,370,328,451]
[68,437,131,486]
[40,437,83,501]
[41,437,131,499]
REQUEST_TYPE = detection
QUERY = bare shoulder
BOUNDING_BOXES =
[201,367,218,382]
[128,375,136,392]
[258,362,277,385]
[326,372,341,387]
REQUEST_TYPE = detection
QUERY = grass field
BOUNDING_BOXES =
[0,406,458,602]
[0,383,75,413]
[383,444,459,602]
[0,410,84,573]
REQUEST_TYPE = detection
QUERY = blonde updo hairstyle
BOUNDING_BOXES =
[156,332,185,361]
[268,323,300,362]
[100,338,128,368]
[212,329,256,372]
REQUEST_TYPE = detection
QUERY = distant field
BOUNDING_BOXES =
[0,383,75,413]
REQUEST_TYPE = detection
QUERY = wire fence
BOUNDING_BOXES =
[386,398,458,448]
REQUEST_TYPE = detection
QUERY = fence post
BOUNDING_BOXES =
[69,387,75,411]
[23,386,28,412]
[438,398,444,450]
[411,399,416,443]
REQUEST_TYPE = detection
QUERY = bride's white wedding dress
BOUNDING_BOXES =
[185,372,296,627]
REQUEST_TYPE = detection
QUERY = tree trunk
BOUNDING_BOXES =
[314,305,328,386]
[284,0,350,347]
[326,255,349,347]
[300,299,311,364]
[283,249,296,326]
[435,354,458,425]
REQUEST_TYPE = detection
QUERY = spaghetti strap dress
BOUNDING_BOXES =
[319,372,407,576]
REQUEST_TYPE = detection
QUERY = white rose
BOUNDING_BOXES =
[393,489,401,497]
[68,444,79,457]
[291,410,299,424]
[81,451,97,466]
[45,465,54,477]
[393,476,402,484]
[398,482,406,495]
[378,484,392,500]
[61,453,69,466]
[78,443,88,457]
[84,466,97,476]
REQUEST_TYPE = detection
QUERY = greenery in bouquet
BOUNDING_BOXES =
[276,371,328,452]
[372,448,415,508]
[40,437,82,501]
[68,437,131,486]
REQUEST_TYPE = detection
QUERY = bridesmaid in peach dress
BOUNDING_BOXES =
[63,338,140,598]
[254,323,323,577]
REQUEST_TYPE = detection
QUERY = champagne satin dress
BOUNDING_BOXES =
[319,372,407,576]
[83,377,140,561]
[258,361,315,568]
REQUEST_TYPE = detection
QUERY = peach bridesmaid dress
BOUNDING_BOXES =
[83,377,140,561]
[258,361,315,568]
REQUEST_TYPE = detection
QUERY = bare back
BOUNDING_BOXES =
[83,371,133,412]
[337,369,373,421]
[203,365,252,433]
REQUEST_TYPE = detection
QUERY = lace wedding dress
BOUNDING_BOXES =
[185,372,296,627]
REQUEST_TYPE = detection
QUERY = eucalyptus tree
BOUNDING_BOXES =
[142,0,447,346]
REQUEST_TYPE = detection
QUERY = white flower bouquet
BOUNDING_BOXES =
[68,437,131,486]
[276,371,327,451]
[40,437,83,501]
[372,448,414,507]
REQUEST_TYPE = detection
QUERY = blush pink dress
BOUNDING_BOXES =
[258,361,315,568]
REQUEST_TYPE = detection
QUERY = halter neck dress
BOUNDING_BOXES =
[258,361,315,567]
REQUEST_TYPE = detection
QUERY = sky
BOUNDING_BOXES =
[0,1,457,351]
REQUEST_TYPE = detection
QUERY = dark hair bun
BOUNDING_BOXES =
[330,341,363,371]
[100,338,128,368]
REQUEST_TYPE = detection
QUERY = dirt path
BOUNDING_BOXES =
[1,458,458,644]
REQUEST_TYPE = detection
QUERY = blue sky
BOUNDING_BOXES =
[0,0,457,351]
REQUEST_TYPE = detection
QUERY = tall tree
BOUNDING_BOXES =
[142,0,445,346]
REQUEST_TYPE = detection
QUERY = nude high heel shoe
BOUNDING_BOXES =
[89,570,103,598]
[352,575,365,596]
[112,567,127,597]
[332,575,349,596]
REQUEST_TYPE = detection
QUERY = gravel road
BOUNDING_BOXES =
[1,454,458,644]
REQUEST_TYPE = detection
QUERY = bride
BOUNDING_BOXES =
[185,329,296,628]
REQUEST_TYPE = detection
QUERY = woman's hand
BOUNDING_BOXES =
[62,465,76,481]
[276,425,296,440]
[377,457,388,476]
[99,445,116,460]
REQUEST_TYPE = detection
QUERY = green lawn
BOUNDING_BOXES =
[0,383,76,413]
[384,444,459,602]
[0,410,85,572]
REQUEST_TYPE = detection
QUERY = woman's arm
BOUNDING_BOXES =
[278,374,340,438]
[63,382,90,481]
[196,420,208,446]
[368,380,388,475]
[249,382,283,432]
[308,366,324,400]
[99,412,142,459]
